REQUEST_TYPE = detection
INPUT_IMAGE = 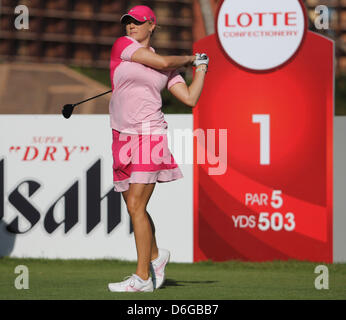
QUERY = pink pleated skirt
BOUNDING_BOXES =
[112,129,183,192]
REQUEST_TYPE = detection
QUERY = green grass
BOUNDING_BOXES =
[0,258,345,300]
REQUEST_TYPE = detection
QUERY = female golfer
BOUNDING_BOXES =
[108,5,208,292]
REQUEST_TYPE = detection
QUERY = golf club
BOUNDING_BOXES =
[62,89,112,119]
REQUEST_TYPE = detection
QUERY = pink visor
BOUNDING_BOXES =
[120,5,157,24]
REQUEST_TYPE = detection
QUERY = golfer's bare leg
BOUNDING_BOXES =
[146,212,159,261]
[123,183,157,280]
[122,188,159,262]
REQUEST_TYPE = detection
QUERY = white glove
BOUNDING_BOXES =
[193,53,209,67]
[192,53,202,66]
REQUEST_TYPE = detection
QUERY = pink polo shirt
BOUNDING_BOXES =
[109,36,185,134]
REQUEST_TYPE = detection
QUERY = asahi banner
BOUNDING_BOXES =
[0,115,193,262]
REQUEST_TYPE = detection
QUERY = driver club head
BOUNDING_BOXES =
[62,104,75,119]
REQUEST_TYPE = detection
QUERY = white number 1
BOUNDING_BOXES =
[252,114,270,165]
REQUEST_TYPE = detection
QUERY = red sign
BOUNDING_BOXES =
[193,27,334,262]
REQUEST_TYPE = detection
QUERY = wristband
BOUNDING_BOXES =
[196,65,208,73]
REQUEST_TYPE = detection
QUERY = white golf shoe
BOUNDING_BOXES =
[108,274,154,292]
[150,248,170,289]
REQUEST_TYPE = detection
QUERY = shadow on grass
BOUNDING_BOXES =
[162,278,217,288]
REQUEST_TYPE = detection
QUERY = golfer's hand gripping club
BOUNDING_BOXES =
[193,53,209,71]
